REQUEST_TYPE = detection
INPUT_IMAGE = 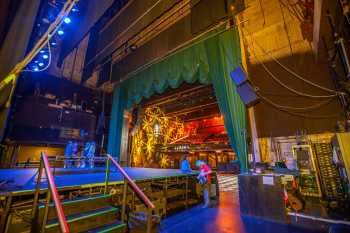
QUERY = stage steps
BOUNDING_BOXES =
[36,194,127,233]
[38,194,114,221]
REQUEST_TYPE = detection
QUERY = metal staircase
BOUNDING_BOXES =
[31,152,155,233]
[36,194,126,233]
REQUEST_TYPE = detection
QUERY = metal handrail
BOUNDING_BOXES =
[106,154,155,209]
[41,152,70,233]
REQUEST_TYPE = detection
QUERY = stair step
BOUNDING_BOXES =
[44,206,119,233]
[86,221,127,233]
[38,194,113,221]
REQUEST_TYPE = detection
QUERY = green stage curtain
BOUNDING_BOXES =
[108,28,247,171]
[205,29,248,172]
[107,85,127,158]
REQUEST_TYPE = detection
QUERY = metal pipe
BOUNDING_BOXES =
[0,195,12,233]
[41,152,69,233]
[287,212,350,226]
[121,179,128,222]
[146,209,152,233]
[41,190,51,233]
[106,154,155,209]
[32,159,43,219]
[104,158,111,194]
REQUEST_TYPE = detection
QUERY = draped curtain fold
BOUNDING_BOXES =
[108,28,248,171]
[205,29,248,172]
[107,85,127,158]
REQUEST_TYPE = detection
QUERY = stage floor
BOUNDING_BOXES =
[0,167,194,195]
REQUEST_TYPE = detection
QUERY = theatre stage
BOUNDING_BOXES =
[0,167,195,195]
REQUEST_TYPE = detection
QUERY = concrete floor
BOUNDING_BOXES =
[159,192,327,233]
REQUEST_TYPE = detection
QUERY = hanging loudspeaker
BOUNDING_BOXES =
[230,66,260,107]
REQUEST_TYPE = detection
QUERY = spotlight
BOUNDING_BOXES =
[33,66,39,72]
[42,54,49,59]
[72,7,78,12]
[38,62,44,67]
[51,42,57,46]
[40,50,46,54]
[64,17,71,24]
[58,30,64,35]
[34,60,39,64]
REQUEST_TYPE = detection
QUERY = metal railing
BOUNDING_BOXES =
[104,154,155,233]
[32,152,69,233]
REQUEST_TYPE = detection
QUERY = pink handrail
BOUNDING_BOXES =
[106,154,155,209]
[42,152,70,233]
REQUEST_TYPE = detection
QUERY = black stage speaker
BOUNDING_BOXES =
[230,66,260,107]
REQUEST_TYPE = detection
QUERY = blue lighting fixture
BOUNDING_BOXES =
[34,60,39,64]
[64,17,71,24]
[51,42,57,46]
[42,54,49,59]
[58,30,64,35]
[72,7,78,12]
[40,50,46,54]
[33,66,39,72]
[38,62,44,67]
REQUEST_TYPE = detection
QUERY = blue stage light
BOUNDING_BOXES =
[34,60,39,64]
[38,62,44,67]
[51,42,57,46]
[64,17,71,24]
[72,7,78,12]
[58,30,64,35]
[33,66,39,72]
[42,54,49,59]
[40,50,46,54]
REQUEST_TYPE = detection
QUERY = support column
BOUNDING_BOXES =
[237,18,261,163]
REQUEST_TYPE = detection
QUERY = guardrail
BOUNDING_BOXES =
[104,154,155,233]
[32,152,69,233]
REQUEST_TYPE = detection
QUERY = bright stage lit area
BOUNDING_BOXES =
[0,156,217,233]
[1,0,350,233]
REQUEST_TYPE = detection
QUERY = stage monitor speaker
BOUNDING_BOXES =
[236,82,260,107]
[230,66,260,107]
[230,66,247,86]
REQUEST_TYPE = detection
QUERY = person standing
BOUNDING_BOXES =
[64,141,73,168]
[196,160,212,208]
[181,153,192,173]
[86,141,96,168]
[71,141,79,168]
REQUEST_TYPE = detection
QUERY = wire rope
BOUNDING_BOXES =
[243,27,339,98]
[242,26,342,95]
[257,93,342,119]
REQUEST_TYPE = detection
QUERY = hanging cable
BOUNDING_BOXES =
[3,0,77,76]
[258,93,342,119]
[243,27,339,98]
[256,91,336,111]
[243,26,343,95]
[22,36,53,73]
[0,0,78,97]
[259,60,338,98]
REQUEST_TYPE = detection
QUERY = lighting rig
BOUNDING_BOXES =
[26,0,80,73]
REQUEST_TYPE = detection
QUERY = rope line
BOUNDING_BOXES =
[243,27,339,99]
[258,93,341,119]
[257,92,336,111]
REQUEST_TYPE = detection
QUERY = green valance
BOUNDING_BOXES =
[122,35,212,109]
[108,28,248,171]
